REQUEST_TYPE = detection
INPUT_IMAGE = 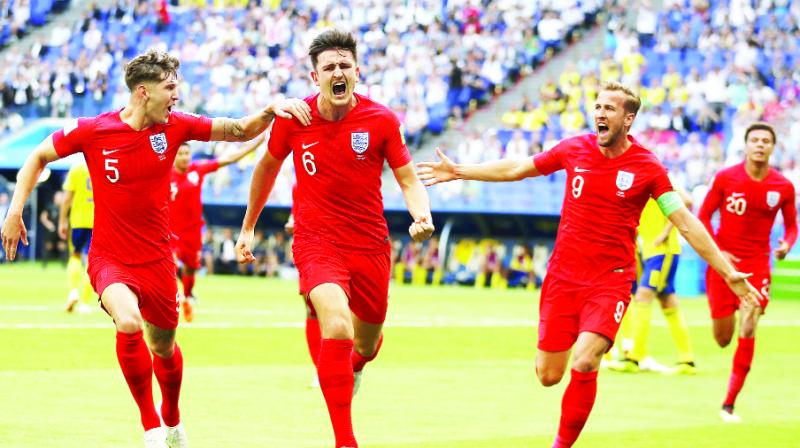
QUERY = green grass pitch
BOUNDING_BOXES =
[1,262,799,447]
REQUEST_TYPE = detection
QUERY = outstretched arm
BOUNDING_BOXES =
[236,151,284,263]
[416,148,541,186]
[210,98,311,142]
[217,132,267,168]
[2,136,61,260]
[775,189,798,260]
[393,162,434,242]
[667,206,761,307]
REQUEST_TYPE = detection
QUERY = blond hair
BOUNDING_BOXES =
[599,81,641,115]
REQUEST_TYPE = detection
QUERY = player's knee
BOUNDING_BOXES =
[714,333,732,348]
[354,337,379,358]
[322,316,353,340]
[149,340,175,358]
[537,369,564,387]
[571,356,600,373]
[115,315,144,334]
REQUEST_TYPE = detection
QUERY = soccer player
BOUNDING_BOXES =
[417,81,761,448]
[697,121,797,423]
[1,49,311,448]
[236,29,434,448]
[58,160,95,313]
[170,134,266,322]
[611,190,696,374]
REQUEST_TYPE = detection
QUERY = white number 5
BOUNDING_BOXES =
[105,158,119,183]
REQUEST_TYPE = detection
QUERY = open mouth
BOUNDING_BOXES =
[597,123,609,136]
[332,82,346,96]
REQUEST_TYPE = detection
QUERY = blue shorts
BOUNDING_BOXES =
[638,254,679,295]
[70,228,93,255]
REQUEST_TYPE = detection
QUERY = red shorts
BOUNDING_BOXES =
[171,232,202,270]
[88,254,180,329]
[537,275,631,352]
[294,241,391,325]
[706,261,771,319]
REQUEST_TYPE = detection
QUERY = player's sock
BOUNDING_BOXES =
[351,334,383,373]
[67,255,82,292]
[317,339,357,448]
[306,318,321,367]
[153,343,183,427]
[553,369,598,448]
[723,337,755,408]
[116,331,161,430]
[79,268,94,303]
[663,307,694,363]
[181,273,195,298]
[628,300,652,362]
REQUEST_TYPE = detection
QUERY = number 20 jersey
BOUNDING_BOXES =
[533,134,674,286]
[698,162,797,263]
[53,110,212,264]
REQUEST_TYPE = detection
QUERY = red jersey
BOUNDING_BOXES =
[268,93,411,253]
[170,160,220,236]
[53,110,212,264]
[698,162,797,263]
[534,134,673,285]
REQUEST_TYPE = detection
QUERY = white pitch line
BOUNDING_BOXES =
[1,319,800,330]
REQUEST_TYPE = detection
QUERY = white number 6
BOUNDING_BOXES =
[302,151,317,176]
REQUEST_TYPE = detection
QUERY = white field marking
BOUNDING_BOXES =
[2,318,800,330]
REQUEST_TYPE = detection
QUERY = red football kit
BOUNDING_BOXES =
[170,160,220,269]
[268,93,411,324]
[533,134,674,351]
[53,110,212,328]
[698,162,797,318]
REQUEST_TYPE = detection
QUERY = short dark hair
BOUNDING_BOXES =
[308,29,358,69]
[599,81,641,115]
[744,121,776,144]
[124,49,180,91]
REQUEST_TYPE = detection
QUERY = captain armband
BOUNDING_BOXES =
[656,191,684,216]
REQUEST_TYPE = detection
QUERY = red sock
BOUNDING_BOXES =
[153,343,184,427]
[306,318,321,367]
[553,369,598,448]
[317,339,357,448]
[181,273,195,297]
[723,337,755,407]
[351,334,383,373]
[116,331,160,430]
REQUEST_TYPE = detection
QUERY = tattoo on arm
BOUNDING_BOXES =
[223,118,246,141]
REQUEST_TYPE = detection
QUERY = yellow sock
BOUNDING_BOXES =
[393,263,405,284]
[663,307,694,364]
[474,272,486,288]
[79,267,94,303]
[628,300,653,362]
[67,256,82,292]
[432,269,443,285]
[617,300,635,354]
[412,266,427,285]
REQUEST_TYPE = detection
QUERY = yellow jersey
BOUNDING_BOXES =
[63,162,94,229]
[637,198,680,259]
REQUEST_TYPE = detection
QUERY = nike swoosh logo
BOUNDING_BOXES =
[731,192,745,198]
[302,142,319,150]
[575,167,590,172]
[102,149,120,156]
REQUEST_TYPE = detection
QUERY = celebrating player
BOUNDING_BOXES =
[697,121,797,423]
[170,134,266,322]
[236,29,434,448]
[1,49,311,448]
[59,160,95,313]
[417,82,761,448]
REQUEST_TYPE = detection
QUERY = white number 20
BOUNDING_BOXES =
[105,158,120,183]
[725,196,746,216]
[302,151,317,176]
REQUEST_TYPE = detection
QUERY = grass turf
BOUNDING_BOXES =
[1,262,798,447]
